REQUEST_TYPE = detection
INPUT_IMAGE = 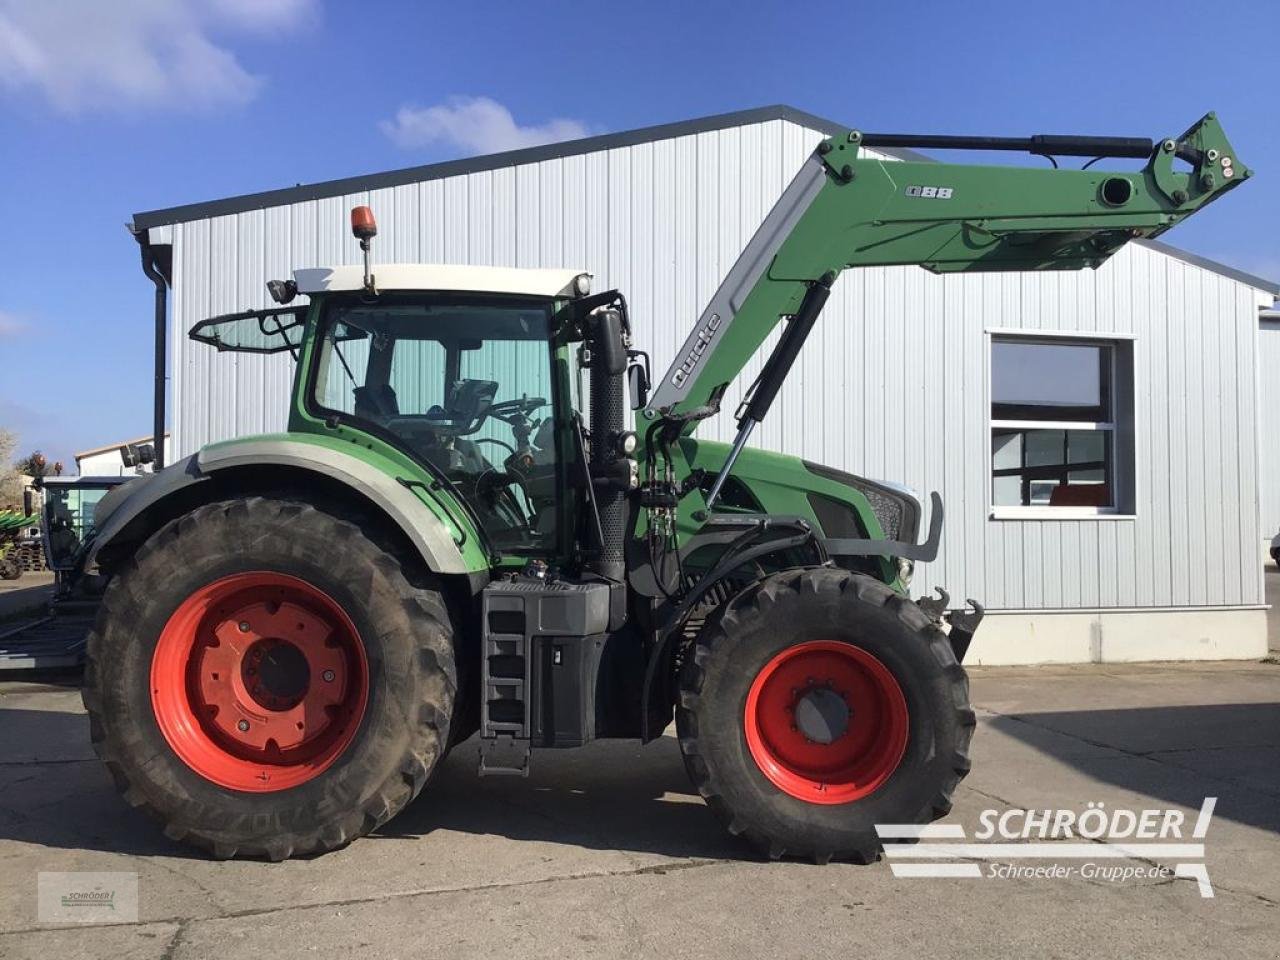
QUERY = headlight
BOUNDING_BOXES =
[616,430,638,455]
[896,557,915,587]
[573,273,592,297]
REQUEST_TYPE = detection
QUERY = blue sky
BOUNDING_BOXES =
[1,0,1276,468]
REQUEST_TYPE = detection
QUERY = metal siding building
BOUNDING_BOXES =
[135,106,1278,664]
[1260,318,1280,544]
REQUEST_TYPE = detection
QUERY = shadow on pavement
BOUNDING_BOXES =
[374,734,738,859]
[988,702,1280,834]
[0,703,734,863]
[7,691,1277,863]
[0,580,54,623]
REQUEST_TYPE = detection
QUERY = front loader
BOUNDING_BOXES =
[79,114,1247,861]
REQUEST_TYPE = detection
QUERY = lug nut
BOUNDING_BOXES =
[322,670,335,682]
[238,621,250,633]
[237,719,250,732]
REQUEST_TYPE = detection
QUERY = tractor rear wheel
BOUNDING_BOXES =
[676,567,973,863]
[82,496,457,860]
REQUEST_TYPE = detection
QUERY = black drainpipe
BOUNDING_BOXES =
[135,228,168,470]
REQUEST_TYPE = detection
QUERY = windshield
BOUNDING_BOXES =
[311,294,561,554]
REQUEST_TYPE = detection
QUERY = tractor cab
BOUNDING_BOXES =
[188,259,598,560]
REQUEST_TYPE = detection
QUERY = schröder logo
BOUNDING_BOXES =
[975,802,1192,841]
[37,871,139,924]
[876,797,1216,898]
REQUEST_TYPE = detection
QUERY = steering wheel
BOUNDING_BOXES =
[474,437,517,457]
[489,397,547,422]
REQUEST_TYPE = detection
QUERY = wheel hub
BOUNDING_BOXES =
[242,638,311,710]
[793,685,850,745]
[196,597,350,753]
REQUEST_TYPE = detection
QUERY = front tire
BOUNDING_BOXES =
[677,567,974,863]
[82,496,457,860]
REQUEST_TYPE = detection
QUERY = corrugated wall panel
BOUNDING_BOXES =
[1260,322,1280,541]
[164,118,1267,611]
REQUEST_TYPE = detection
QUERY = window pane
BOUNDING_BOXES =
[991,428,1112,507]
[1068,430,1105,464]
[1024,430,1065,467]
[992,340,1111,421]
[992,431,1022,471]
[992,474,1022,506]
[313,296,560,554]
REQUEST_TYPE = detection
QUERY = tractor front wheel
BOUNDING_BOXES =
[677,567,974,863]
[82,496,457,860]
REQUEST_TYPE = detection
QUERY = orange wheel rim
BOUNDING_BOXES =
[744,640,908,805]
[150,572,368,792]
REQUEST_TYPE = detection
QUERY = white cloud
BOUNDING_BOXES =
[0,0,317,114]
[381,96,596,155]
[206,0,317,30]
[0,311,27,338]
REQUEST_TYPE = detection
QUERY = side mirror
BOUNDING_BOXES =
[589,309,628,377]
[627,360,650,410]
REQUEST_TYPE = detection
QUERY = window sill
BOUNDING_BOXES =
[989,507,1136,521]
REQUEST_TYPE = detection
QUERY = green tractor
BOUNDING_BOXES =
[0,508,39,580]
[79,115,1247,861]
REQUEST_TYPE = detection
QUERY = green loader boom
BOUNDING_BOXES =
[646,113,1247,440]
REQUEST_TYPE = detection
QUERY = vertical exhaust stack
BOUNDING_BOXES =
[587,308,628,581]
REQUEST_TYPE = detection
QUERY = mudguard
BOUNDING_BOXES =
[86,440,470,575]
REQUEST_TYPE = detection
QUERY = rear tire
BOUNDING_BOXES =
[676,567,974,864]
[82,496,457,860]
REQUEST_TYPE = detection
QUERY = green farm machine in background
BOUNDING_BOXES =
[0,508,38,580]
[70,114,1247,861]
[0,478,127,669]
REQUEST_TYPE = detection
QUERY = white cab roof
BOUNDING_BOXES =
[293,264,588,299]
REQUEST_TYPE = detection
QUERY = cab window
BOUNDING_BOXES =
[311,294,560,553]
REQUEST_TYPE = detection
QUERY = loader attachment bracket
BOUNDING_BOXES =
[917,588,984,663]
[945,600,985,663]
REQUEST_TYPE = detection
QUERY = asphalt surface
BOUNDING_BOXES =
[1,657,1276,959]
[0,571,54,623]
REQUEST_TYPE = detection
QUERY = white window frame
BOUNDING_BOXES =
[986,329,1137,521]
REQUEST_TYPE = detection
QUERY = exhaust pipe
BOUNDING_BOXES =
[586,308,628,582]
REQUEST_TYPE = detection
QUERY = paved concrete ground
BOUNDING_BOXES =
[0,571,54,623]
[1,658,1276,959]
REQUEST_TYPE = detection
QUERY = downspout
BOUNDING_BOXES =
[133,227,168,470]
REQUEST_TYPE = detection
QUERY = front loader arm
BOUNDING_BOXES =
[646,113,1248,425]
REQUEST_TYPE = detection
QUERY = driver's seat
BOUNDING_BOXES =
[353,383,400,420]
